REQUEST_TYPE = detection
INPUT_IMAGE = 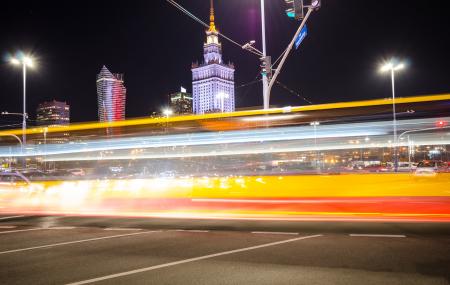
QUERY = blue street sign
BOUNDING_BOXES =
[295,25,308,50]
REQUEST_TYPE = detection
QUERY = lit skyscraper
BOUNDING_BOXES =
[96,65,126,122]
[192,0,235,114]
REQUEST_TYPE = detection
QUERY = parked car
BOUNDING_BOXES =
[397,162,417,172]
[67,168,86,176]
[0,171,32,197]
[415,160,448,174]
[363,163,391,173]
[0,171,30,184]
[21,170,49,181]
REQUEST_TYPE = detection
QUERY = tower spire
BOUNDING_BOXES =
[209,0,216,32]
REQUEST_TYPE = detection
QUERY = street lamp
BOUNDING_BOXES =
[380,59,405,172]
[9,53,35,146]
[43,127,48,171]
[310,121,320,171]
[162,108,173,133]
[241,0,269,110]
[162,108,173,118]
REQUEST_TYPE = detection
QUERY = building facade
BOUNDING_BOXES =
[192,0,235,115]
[36,100,70,126]
[96,65,126,122]
[169,88,193,115]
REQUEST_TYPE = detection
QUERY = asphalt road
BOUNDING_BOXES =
[0,215,449,285]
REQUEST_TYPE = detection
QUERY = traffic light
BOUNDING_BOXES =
[285,0,304,20]
[260,56,272,79]
[285,0,321,20]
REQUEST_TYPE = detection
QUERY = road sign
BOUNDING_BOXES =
[295,24,308,49]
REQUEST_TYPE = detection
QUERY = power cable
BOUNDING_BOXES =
[275,80,313,104]
[236,78,262,89]
[165,0,261,57]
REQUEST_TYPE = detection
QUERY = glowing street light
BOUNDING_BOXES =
[379,59,406,172]
[162,108,173,118]
[9,53,35,147]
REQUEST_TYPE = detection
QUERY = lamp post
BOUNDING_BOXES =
[310,121,320,171]
[9,54,34,147]
[260,0,269,110]
[1,112,28,167]
[380,60,405,172]
[43,127,48,171]
[242,0,269,110]
[0,134,23,170]
[162,108,173,132]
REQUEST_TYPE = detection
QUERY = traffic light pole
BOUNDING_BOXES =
[267,7,313,105]
[261,0,269,110]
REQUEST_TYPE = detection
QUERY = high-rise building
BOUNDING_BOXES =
[36,100,70,126]
[96,65,126,122]
[169,87,193,115]
[192,0,235,115]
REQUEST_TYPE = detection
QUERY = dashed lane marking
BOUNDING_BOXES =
[172,229,210,233]
[252,231,299,235]
[104,228,142,231]
[349,234,406,238]
[47,227,77,230]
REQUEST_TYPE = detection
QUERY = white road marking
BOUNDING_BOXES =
[172,229,210,233]
[47,227,77,230]
[0,228,45,234]
[252,231,299,235]
[0,226,17,229]
[0,215,25,220]
[349,234,406,238]
[65,234,323,285]
[0,231,161,255]
[104,228,142,231]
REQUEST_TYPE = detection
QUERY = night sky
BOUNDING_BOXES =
[0,0,449,123]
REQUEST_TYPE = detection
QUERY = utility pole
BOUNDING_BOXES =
[261,0,269,110]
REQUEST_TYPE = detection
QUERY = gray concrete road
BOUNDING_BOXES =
[0,215,449,285]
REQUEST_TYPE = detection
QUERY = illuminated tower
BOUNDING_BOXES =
[192,0,235,114]
[96,66,126,122]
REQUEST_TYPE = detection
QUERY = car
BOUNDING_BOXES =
[396,162,417,172]
[159,170,177,178]
[0,171,30,184]
[362,163,391,173]
[415,160,448,174]
[0,171,33,197]
[47,169,72,178]
[21,170,49,181]
[67,168,86,176]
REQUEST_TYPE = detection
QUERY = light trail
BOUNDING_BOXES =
[1,117,448,161]
[1,174,450,222]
